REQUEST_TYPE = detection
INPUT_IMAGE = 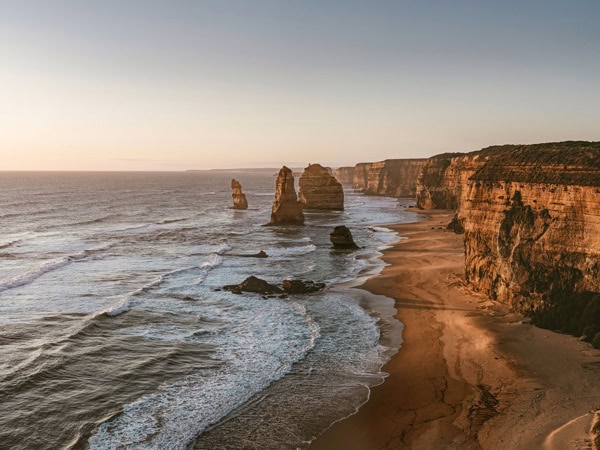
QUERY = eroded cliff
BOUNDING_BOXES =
[334,167,355,185]
[351,159,427,197]
[418,141,600,341]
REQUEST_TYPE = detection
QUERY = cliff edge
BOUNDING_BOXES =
[352,159,427,197]
[417,141,600,342]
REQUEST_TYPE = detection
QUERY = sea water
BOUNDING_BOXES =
[0,171,420,449]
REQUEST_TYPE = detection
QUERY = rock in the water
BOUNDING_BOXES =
[282,279,326,294]
[330,225,358,249]
[231,179,248,210]
[224,276,283,295]
[269,166,304,225]
[299,163,344,210]
[231,250,269,258]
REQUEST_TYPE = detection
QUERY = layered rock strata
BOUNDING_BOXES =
[269,166,304,225]
[231,179,248,210]
[418,141,600,338]
[299,163,344,210]
[334,167,355,185]
[352,159,427,197]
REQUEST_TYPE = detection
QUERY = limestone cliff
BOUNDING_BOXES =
[334,167,355,184]
[351,159,427,197]
[269,166,304,225]
[231,179,248,210]
[299,164,344,210]
[419,141,600,340]
[352,163,370,191]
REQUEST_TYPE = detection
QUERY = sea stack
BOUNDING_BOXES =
[298,163,344,210]
[330,225,358,249]
[268,166,304,225]
[231,179,248,210]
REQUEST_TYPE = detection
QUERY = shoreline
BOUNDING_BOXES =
[310,209,600,450]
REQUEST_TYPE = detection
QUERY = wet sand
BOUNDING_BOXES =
[310,210,600,450]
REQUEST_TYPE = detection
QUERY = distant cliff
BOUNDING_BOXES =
[351,159,427,197]
[334,167,355,184]
[418,141,600,343]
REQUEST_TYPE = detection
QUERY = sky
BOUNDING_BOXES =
[1,0,599,171]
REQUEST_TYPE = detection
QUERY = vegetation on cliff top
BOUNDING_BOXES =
[471,141,600,186]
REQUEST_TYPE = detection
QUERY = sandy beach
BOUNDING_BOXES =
[310,210,600,450]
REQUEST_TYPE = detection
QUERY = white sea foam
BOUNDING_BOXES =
[0,243,114,294]
[88,297,320,449]
[193,242,232,255]
[266,244,317,257]
[194,254,223,284]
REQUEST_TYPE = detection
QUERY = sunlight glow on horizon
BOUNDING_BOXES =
[1,1,599,171]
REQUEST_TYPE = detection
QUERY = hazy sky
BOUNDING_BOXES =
[2,1,599,170]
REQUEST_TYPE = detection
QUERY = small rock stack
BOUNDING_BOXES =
[231,179,248,210]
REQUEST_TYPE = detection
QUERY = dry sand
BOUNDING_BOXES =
[310,210,600,450]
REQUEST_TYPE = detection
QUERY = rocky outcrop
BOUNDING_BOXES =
[224,276,283,295]
[335,167,355,184]
[330,226,358,249]
[419,141,600,340]
[224,276,325,295]
[298,164,344,210]
[352,159,427,197]
[231,179,248,210]
[269,166,304,225]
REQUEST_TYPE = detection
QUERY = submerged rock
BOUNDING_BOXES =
[224,276,283,295]
[282,279,325,294]
[231,179,248,210]
[330,225,358,249]
[298,163,344,210]
[268,166,304,225]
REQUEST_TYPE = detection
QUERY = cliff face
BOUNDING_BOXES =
[299,164,344,210]
[460,143,600,309]
[334,166,355,184]
[351,159,427,197]
[419,141,600,337]
[352,163,370,191]
[416,153,476,209]
[269,166,304,225]
[231,179,248,210]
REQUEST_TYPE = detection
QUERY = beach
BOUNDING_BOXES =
[310,209,600,450]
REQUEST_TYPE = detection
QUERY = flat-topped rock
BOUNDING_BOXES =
[299,163,344,210]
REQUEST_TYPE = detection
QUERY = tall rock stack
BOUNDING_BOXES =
[299,163,344,210]
[269,166,304,225]
[231,179,248,210]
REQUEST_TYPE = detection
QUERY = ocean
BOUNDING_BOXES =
[0,171,420,449]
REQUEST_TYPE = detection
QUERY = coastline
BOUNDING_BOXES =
[310,209,600,450]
